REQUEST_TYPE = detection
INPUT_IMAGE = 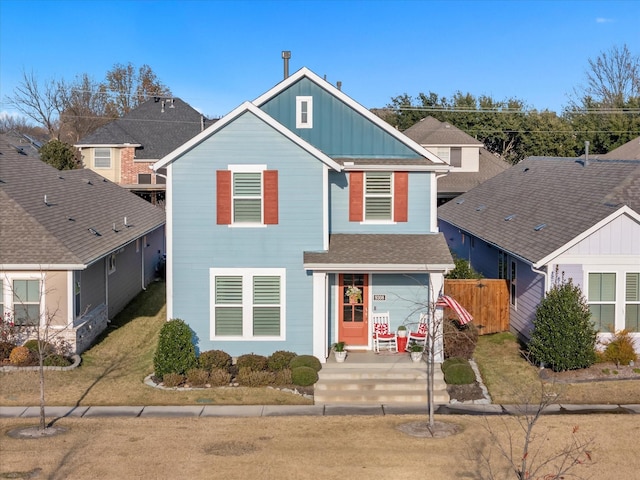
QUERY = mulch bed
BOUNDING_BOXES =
[539,362,640,383]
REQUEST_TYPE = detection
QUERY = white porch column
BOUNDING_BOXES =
[431,272,445,363]
[312,272,328,363]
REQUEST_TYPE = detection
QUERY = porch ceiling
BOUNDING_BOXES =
[303,233,454,272]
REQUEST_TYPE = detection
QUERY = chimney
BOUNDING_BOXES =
[281,51,291,79]
[584,141,590,166]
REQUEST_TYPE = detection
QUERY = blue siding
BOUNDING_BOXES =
[170,112,325,356]
[330,170,433,233]
[260,78,419,158]
[371,273,430,330]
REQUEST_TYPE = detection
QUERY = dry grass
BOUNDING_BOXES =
[1,414,639,479]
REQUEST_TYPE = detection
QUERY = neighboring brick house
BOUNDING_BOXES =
[75,98,212,205]
[403,116,510,206]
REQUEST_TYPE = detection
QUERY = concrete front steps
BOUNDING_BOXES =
[314,353,450,405]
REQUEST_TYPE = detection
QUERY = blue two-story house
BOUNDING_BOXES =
[154,68,454,362]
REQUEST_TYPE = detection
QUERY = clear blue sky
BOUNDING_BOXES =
[1,0,639,120]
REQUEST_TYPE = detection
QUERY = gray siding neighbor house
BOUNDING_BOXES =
[1,138,165,353]
[438,156,640,352]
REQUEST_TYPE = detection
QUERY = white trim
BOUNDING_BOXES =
[252,67,446,165]
[323,165,329,251]
[430,172,438,232]
[304,263,454,273]
[74,143,142,148]
[154,102,342,172]
[209,267,286,341]
[534,206,640,268]
[165,162,174,320]
[0,264,86,270]
[342,164,449,173]
[296,96,313,129]
[66,271,74,327]
[312,272,328,361]
[1,272,46,327]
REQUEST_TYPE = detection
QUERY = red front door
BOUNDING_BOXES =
[338,274,368,346]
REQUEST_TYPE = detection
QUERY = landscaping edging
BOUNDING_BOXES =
[448,359,492,405]
[0,354,82,373]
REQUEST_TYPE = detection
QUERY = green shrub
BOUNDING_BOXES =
[43,354,72,367]
[291,366,318,386]
[236,353,268,372]
[443,319,479,359]
[443,362,476,385]
[267,350,298,371]
[289,355,322,372]
[153,319,197,378]
[9,346,35,366]
[23,339,55,355]
[0,341,16,361]
[198,350,232,371]
[162,373,185,388]
[236,367,275,386]
[274,368,292,385]
[442,356,468,372]
[186,368,210,387]
[209,368,232,386]
[603,330,638,366]
[445,257,483,279]
[528,273,597,372]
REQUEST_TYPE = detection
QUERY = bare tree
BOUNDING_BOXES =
[4,70,63,139]
[103,62,171,117]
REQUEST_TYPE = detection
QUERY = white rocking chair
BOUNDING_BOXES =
[407,313,428,350]
[372,312,397,353]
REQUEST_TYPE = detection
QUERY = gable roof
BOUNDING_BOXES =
[1,138,165,269]
[438,147,511,195]
[594,136,640,160]
[75,97,210,160]
[402,116,483,147]
[154,101,343,171]
[438,156,640,266]
[253,68,446,167]
[303,234,454,272]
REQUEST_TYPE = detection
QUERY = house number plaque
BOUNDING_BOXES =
[373,294,386,301]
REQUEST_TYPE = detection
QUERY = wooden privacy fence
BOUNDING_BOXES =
[444,279,510,335]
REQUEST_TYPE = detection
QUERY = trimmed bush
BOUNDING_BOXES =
[442,356,468,372]
[289,355,322,372]
[603,330,638,366]
[443,362,476,385]
[153,319,197,378]
[291,366,318,386]
[186,368,210,387]
[0,341,16,361]
[267,350,298,371]
[236,354,268,372]
[23,339,55,355]
[209,368,232,386]
[443,319,479,359]
[236,367,275,386]
[162,373,184,388]
[199,350,232,371]
[274,368,292,385]
[9,346,34,366]
[528,274,597,372]
[43,354,72,367]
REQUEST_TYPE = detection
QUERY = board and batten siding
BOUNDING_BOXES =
[169,112,327,356]
[509,258,545,341]
[80,260,106,321]
[260,78,419,158]
[330,170,434,234]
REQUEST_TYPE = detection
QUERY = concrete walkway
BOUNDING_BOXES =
[2,403,639,419]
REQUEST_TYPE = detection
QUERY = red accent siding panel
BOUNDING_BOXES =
[216,170,232,225]
[349,172,363,222]
[394,171,408,222]
[263,170,279,225]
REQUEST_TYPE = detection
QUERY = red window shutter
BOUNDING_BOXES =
[216,170,232,225]
[394,171,408,222]
[349,171,364,222]
[263,170,279,225]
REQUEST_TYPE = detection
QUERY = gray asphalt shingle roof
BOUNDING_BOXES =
[75,97,210,160]
[594,136,640,160]
[303,234,454,268]
[402,116,483,146]
[438,148,510,194]
[0,138,165,267]
[438,156,640,265]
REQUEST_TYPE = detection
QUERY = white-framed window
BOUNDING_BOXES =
[364,172,393,221]
[510,260,517,308]
[588,272,616,332]
[233,171,263,223]
[210,268,285,340]
[450,147,462,167]
[625,272,639,332]
[0,280,4,318]
[12,278,42,326]
[74,271,81,318]
[436,147,450,164]
[94,148,111,168]
[108,254,116,274]
[498,250,508,279]
[138,173,152,184]
[296,96,313,129]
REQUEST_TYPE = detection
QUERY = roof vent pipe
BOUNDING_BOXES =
[584,141,590,167]
[337,81,342,91]
[282,51,291,79]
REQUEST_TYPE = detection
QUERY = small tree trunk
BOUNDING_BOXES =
[38,338,46,431]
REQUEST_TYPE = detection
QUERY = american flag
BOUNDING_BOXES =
[435,295,473,325]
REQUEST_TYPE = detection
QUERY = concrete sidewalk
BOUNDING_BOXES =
[2,403,639,419]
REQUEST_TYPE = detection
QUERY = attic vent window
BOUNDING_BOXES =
[88,228,101,236]
[475,205,486,212]
[534,223,547,231]
[296,96,313,129]
[504,214,516,221]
